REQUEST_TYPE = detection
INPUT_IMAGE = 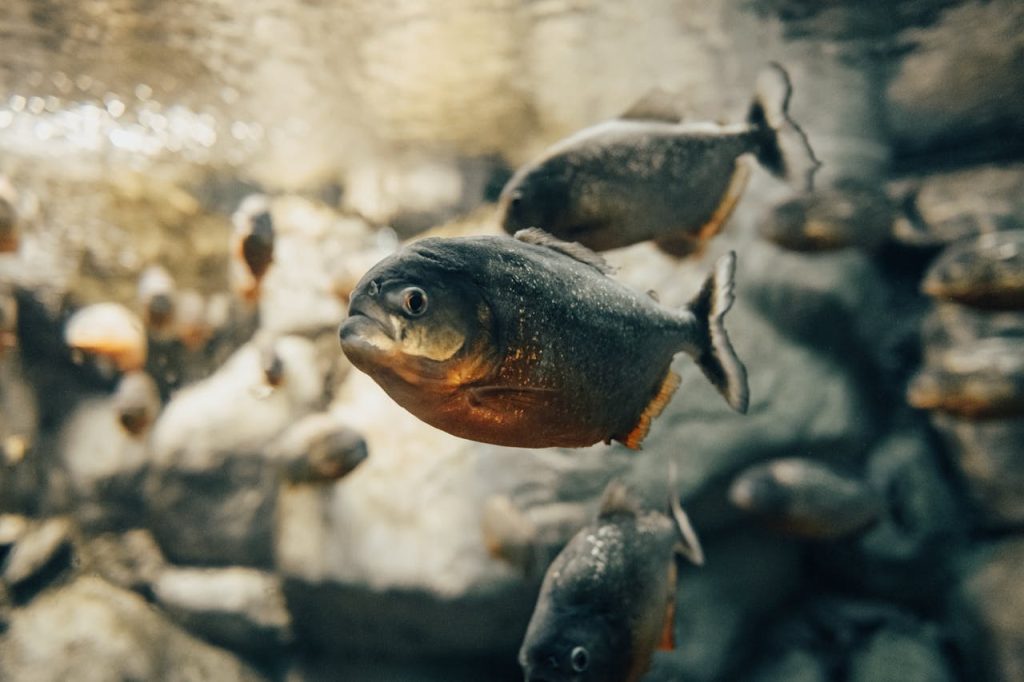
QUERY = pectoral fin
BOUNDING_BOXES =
[658,562,678,651]
[466,385,560,411]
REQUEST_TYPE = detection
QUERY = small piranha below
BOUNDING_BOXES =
[921,229,1024,310]
[270,413,368,485]
[0,179,18,254]
[137,264,177,339]
[231,194,275,301]
[758,179,894,252]
[64,302,147,372]
[338,228,749,449]
[112,371,161,437]
[920,303,1024,363]
[498,63,820,257]
[519,481,703,682]
[907,338,1024,419]
[728,458,881,540]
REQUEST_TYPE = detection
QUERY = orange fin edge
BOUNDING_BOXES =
[621,371,681,450]
[697,160,751,243]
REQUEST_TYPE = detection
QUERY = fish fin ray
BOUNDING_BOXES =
[619,370,680,450]
[466,384,559,411]
[686,252,749,413]
[747,63,821,191]
[698,161,750,242]
[619,87,685,123]
[513,228,614,274]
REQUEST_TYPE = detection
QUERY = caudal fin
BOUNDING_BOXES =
[686,252,749,413]
[747,63,821,191]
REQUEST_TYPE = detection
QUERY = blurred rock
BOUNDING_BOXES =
[0,576,267,682]
[57,396,149,530]
[662,531,802,682]
[885,0,1024,159]
[481,495,591,579]
[952,538,1024,682]
[931,415,1024,529]
[921,229,1024,309]
[77,529,166,598]
[153,566,292,659]
[741,648,828,682]
[848,626,954,682]
[268,412,368,485]
[1,517,73,603]
[812,430,963,604]
[146,336,324,566]
[892,163,1024,247]
[0,351,38,507]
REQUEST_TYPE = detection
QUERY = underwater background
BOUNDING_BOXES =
[1,0,1023,680]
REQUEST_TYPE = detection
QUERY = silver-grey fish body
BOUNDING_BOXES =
[500,121,756,253]
[519,503,680,682]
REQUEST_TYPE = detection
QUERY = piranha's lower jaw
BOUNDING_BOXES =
[338,314,396,366]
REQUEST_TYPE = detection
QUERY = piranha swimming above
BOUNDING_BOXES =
[338,228,749,449]
[496,63,820,257]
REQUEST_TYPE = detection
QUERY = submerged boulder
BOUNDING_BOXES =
[0,576,266,682]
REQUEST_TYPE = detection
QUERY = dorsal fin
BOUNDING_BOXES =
[514,228,614,274]
[620,87,685,123]
[597,480,641,519]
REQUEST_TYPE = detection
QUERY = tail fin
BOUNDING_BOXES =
[686,252,749,413]
[747,63,821,191]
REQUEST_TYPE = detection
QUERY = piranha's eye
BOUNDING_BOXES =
[366,280,380,296]
[401,287,428,317]
[570,646,589,672]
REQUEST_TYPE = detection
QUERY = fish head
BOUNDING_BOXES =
[339,242,499,388]
[728,464,789,516]
[519,618,622,682]
[498,162,572,237]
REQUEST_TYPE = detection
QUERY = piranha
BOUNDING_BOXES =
[728,457,881,540]
[921,229,1024,310]
[758,179,894,252]
[907,338,1024,419]
[338,228,749,449]
[231,195,275,301]
[497,63,820,257]
[113,371,161,437]
[519,481,703,682]
[137,264,177,338]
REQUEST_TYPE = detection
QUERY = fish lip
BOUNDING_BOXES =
[340,305,394,342]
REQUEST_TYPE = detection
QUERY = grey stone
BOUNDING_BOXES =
[153,566,292,658]
[932,415,1024,529]
[849,626,954,682]
[812,431,964,604]
[57,396,149,530]
[77,529,166,597]
[742,649,829,682]
[145,336,324,566]
[0,576,267,682]
[662,531,803,682]
[952,538,1024,682]
[885,0,1024,158]
[1,517,73,598]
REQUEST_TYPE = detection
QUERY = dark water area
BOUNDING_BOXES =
[1,1,1023,681]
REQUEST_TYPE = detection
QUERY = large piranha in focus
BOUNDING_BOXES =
[338,228,748,449]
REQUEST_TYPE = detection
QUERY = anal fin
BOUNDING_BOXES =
[697,160,751,243]
[620,371,680,450]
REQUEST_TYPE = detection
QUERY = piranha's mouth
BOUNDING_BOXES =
[338,307,397,361]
